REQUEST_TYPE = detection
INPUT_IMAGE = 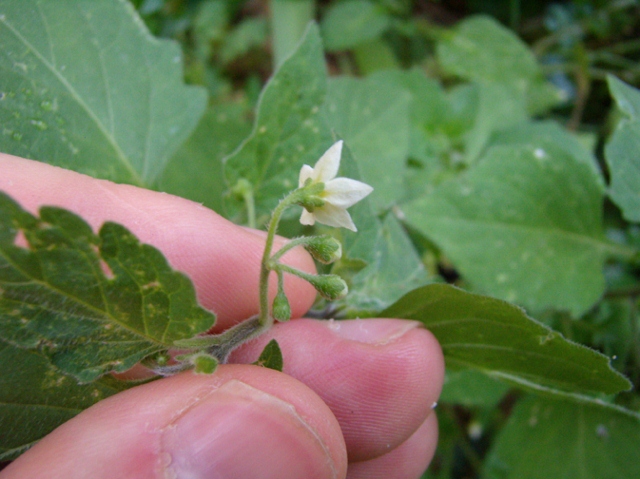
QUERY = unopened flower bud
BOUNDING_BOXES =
[192,353,219,374]
[308,274,349,300]
[272,289,291,322]
[304,235,342,264]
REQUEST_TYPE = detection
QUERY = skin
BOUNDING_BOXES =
[0,153,445,479]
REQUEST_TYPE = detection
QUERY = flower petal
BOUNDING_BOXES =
[312,203,357,231]
[299,164,315,188]
[299,208,316,226]
[323,177,373,208]
[312,141,342,183]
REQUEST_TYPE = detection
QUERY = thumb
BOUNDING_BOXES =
[0,366,347,479]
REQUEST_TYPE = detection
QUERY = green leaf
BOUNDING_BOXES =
[606,75,640,222]
[491,120,605,190]
[155,102,252,214]
[224,23,331,225]
[484,395,640,479]
[436,15,563,115]
[343,213,432,316]
[0,191,216,383]
[321,75,411,211]
[0,0,206,186]
[440,369,510,408]
[463,83,528,164]
[403,143,613,315]
[0,340,126,460]
[321,0,390,52]
[382,284,631,395]
[252,338,284,372]
[607,74,640,118]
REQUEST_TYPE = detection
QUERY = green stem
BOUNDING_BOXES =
[269,236,315,264]
[272,262,316,283]
[244,188,256,230]
[258,188,308,326]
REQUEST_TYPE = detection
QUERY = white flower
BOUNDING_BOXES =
[298,141,373,231]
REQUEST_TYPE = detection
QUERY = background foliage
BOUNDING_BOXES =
[2,0,640,477]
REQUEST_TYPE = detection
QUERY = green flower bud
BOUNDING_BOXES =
[175,352,219,374]
[308,274,349,300]
[304,235,342,264]
[230,178,252,200]
[192,353,219,374]
[272,289,291,322]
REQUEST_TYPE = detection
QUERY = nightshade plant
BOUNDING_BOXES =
[166,140,372,373]
[1,1,640,478]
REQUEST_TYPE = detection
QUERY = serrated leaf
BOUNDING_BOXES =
[0,0,206,185]
[606,75,640,222]
[321,75,411,211]
[0,339,127,460]
[224,23,331,225]
[382,284,631,395]
[321,0,390,52]
[253,338,283,371]
[484,395,640,479]
[436,15,563,114]
[0,191,216,383]
[403,143,614,315]
[155,103,252,214]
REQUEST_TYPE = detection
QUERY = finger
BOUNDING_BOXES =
[346,414,439,479]
[0,153,316,329]
[230,318,445,462]
[0,365,348,479]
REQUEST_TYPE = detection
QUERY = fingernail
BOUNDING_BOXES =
[161,380,337,479]
[325,318,421,345]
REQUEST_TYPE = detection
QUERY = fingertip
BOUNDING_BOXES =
[231,318,445,462]
[346,413,439,479]
[2,366,347,479]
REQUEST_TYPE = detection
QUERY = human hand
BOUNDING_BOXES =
[0,153,444,479]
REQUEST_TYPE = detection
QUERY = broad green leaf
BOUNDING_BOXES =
[0,0,206,185]
[607,74,640,118]
[371,70,471,198]
[321,75,411,211]
[321,0,390,52]
[491,120,605,190]
[484,395,640,479]
[155,103,252,214]
[331,143,382,266]
[0,191,216,383]
[224,23,331,225]
[253,338,284,372]
[436,15,563,115]
[606,75,640,222]
[343,213,432,316]
[403,143,614,315]
[440,369,510,408]
[463,83,528,164]
[0,340,127,460]
[382,284,631,395]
